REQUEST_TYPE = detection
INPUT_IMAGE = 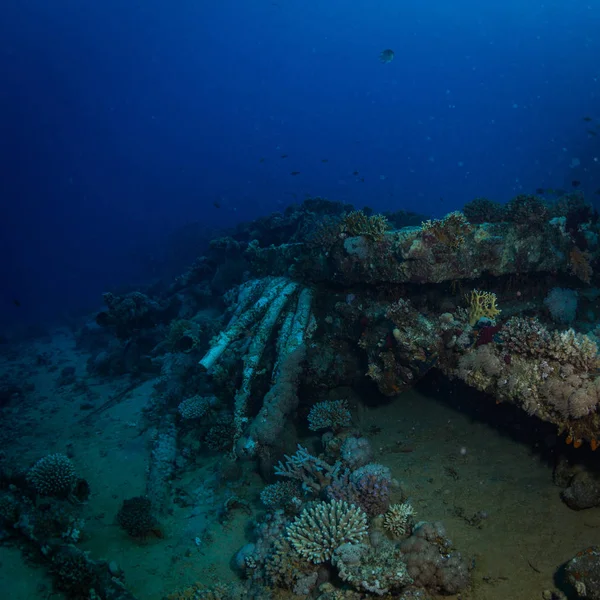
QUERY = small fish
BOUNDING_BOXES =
[13,299,21,307]
[535,187,545,195]
[587,130,597,136]
[572,180,581,188]
[213,201,221,208]
[353,170,359,176]
[281,154,288,158]
[439,196,444,203]
[321,159,328,163]
[583,116,593,122]
[359,177,365,182]
[259,157,265,163]
[291,171,300,176]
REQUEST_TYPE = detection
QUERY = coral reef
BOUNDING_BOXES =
[333,541,413,595]
[178,395,214,420]
[308,399,352,432]
[274,445,344,494]
[383,502,416,538]
[286,499,369,563]
[27,453,78,498]
[565,547,600,600]
[117,496,159,538]
[400,522,470,594]
[37,193,600,598]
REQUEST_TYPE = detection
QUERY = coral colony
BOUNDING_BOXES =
[4,195,600,598]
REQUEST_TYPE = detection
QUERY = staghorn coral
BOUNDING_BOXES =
[308,399,352,432]
[286,499,368,563]
[383,502,416,538]
[274,445,344,494]
[27,454,77,498]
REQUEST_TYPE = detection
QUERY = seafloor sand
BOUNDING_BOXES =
[1,329,597,599]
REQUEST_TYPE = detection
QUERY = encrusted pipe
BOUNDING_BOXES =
[199,276,288,370]
[232,281,299,445]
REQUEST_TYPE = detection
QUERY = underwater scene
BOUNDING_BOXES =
[2,1,600,599]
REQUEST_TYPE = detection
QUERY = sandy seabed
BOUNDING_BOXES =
[0,329,596,600]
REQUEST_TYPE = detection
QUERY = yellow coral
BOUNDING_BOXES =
[466,289,501,326]
[383,502,415,538]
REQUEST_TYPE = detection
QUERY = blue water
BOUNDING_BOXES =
[2,0,599,325]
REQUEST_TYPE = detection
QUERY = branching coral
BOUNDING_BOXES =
[421,211,473,249]
[286,499,368,563]
[274,445,344,493]
[340,210,389,241]
[307,399,352,432]
[260,481,302,509]
[27,454,77,498]
[502,317,599,371]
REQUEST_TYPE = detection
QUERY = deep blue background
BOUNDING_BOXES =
[1,0,599,327]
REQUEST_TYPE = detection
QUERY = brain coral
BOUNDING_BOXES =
[286,499,368,563]
[27,453,77,498]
